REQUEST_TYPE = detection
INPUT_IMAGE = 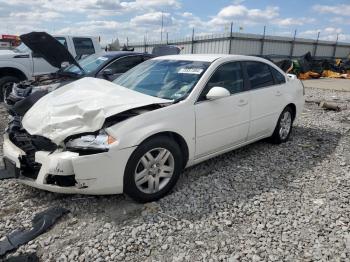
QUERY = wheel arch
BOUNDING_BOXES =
[139,131,189,169]
[285,103,296,121]
[0,67,27,81]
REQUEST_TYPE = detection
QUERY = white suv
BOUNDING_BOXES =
[1,54,304,202]
[0,32,101,100]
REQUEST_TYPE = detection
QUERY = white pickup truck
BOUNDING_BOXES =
[0,33,102,100]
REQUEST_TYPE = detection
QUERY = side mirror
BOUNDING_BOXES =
[206,86,230,100]
[102,68,113,77]
[60,61,70,69]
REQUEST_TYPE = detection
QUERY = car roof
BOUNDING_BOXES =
[102,51,150,58]
[153,54,268,63]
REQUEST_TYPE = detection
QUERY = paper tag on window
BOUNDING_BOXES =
[178,68,204,74]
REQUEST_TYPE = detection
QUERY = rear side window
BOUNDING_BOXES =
[73,38,95,57]
[54,37,67,49]
[204,62,244,97]
[106,56,144,74]
[271,67,286,84]
[245,61,274,89]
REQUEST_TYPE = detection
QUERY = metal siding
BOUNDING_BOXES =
[335,46,350,58]
[264,41,291,56]
[127,33,350,58]
[293,43,314,56]
[231,39,260,55]
[316,45,334,57]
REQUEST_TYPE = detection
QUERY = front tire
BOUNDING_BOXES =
[124,136,183,203]
[0,76,20,102]
[270,106,293,144]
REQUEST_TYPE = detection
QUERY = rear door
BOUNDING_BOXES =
[195,61,251,158]
[243,61,286,141]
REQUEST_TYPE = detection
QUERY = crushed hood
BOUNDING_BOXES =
[22,77,170,144]
[20,32,80,69]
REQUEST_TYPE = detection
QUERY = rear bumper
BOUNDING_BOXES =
[2,134,136,195]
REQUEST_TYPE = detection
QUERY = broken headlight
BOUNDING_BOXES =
[65,130,117,152]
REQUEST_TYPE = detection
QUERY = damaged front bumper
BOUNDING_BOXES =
[1,134,135,195]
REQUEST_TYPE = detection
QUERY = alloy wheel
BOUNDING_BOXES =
[134,148,175,194]
[279,111,292,140]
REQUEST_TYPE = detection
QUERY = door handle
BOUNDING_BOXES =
[238,99,248,107]
[276,91,282,96]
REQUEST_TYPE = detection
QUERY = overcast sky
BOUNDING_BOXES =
[0,0,349,45]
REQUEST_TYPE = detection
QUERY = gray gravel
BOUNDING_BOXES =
[0,87,350,261]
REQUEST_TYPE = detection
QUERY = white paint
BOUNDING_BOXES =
[4,54,305,195]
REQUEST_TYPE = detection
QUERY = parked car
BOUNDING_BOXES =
[0,32,102,100]
[0,54,304,202]
[5,50,153,116]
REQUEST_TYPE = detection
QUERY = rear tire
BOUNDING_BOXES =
[270,106,293,144]
[124,136,183,203]
[0,76,20,102]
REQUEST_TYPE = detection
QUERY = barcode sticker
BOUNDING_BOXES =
[178,68,204,74]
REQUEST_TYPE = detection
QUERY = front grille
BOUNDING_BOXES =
[8,118,57,179]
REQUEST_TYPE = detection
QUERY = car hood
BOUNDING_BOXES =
[20,32,80,69]
[22,77,170,144]
[0,49,16,55]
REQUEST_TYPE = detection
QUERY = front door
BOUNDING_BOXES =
[195,62,250,158]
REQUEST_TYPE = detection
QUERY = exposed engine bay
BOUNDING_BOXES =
[5,73,75,116]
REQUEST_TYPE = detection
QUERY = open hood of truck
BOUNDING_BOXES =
[20,32,80,69]
[22,77,171,144]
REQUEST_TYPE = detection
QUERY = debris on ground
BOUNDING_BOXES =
[0,207,69,257]
[319,101,342,111]
[4,253,39,262]
[0,87,349,261]
[270,52,350,80]
[305,97,348,112]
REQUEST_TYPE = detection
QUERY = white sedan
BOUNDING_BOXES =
[1,54,304,202]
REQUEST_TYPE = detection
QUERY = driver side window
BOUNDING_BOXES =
[199,62,244,101]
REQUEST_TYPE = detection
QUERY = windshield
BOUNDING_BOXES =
[63,53,109,75]
[14,43,30,53]
[113,59,210,100]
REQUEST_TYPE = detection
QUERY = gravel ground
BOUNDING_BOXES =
[0,87,350,262]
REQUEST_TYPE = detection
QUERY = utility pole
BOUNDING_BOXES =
[290,29,297,58]
[333,33,339,58]
[161,12,164,42]
[228,22,233,54]
[313,31,320,57]
[260,25,266,56]
[191,28,195,54]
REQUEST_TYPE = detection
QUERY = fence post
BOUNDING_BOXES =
[332,34,339,58]
[228,22,233,54]
[289,29,297,58]
[191,28,195,54]
[166,32,169,45]
[313,32,320,57]
[144,36,147,53]
[260,26,266,55]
